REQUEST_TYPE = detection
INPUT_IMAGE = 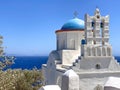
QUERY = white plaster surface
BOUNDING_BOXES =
[104,77,120,89]
[56,31,84,50]
[42,8,120,90]
[79,77,106,90]
[62,69,79,90]
[59,50,80,65]
[63,69,78,77]
[39,85,61,90]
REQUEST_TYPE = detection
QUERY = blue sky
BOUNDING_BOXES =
[0,0,120,56]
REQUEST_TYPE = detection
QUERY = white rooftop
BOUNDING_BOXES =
[63,69,78,77]
[105,77,120,89]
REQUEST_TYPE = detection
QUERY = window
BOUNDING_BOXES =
[97,48,101,56]
[96,64,101,69]
[87,47,91,56]
[92,47,96,56]
[102,47,106,56]
[81,39,86,45]
[97,15,100,19]
[92,21,95,27]
[101,22,104,28]
[107,47,111,56]
[70,39,75,49]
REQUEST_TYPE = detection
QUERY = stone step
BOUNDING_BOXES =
[75,59,80,63]
[78,56,81,59]
[62,64,72,69]
[73,62,77,66]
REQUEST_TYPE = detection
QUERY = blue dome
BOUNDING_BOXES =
[61,18,84,30]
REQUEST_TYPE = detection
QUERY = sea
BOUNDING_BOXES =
[10,56,48,70]
[7,56,120,70]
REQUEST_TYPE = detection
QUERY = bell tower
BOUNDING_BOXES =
[73,8,119,70]
[83,8,111,57]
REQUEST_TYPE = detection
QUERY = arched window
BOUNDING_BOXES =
[60,40,65,50]
[102,47,106,56]
[87,47,91,56]
[101,22,104,28]
[70,39,75,49]
[107,47,111,56]
[57,40,59,50]
[92,47,96,56]
[97,47,101,56]
[92,21,95,27]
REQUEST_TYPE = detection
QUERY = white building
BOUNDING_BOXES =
[42,8,120,90]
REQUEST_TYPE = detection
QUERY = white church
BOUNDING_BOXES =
[41,8,120,90]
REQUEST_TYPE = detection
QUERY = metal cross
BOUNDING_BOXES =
[74,11,78,18]
[96,6,98,9]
